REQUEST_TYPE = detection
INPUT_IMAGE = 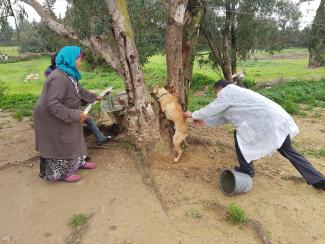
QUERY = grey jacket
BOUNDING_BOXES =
[33,69,97,159]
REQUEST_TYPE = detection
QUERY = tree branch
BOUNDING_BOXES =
[21,0,122,75]
[22,0,84,42]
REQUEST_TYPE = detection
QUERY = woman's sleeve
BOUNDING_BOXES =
[192,92,229,120]
[46,77,81,123]
[79,86,97,104]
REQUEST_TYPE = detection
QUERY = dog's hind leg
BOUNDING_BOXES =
[183,137,189,147]
[173,133,185,163]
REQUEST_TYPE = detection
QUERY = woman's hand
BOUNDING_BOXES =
[183,111,192,118]
[96,96,103,101]
[80,112,88,123]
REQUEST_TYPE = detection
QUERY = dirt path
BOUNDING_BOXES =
[0,109,324,244]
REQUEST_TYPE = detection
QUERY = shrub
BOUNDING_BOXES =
[0,94,38,120]
[258,79,325,115]
[68,213,89,228]
[190,73,215,91]
[242,78,257,89]
[226,203,247,224]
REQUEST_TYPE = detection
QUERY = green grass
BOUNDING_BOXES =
[68,213,89,228]
[0,47,325,119]
[0,46,20,56]
[258,80,325,115]
[186,208,202,219]
[226,203,247,224]
[194,48,325,82]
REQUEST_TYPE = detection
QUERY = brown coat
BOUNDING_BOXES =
[33,69,97,159]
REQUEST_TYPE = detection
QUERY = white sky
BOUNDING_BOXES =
[8,0,321,29]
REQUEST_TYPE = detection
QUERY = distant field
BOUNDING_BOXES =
[0,46,20,56]
[0,47,324,118]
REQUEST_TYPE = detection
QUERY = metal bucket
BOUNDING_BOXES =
[219,169,253,196]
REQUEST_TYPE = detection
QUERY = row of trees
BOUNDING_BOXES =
[0,0,324,149]
[309,0,325,67]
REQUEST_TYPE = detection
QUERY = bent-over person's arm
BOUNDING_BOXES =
[192,91,229,120]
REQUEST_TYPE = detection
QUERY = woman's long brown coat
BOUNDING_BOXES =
[33,69,97,159]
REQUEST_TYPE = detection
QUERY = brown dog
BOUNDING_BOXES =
[153,86,188,163]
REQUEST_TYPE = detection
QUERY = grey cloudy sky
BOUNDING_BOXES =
[9,0,321,28]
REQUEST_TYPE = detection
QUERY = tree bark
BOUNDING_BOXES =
[222,1,233,82]
[22,0,160,147]
[308,0,325,67]
[165,0,188,110]
[182,0,206,109]
[230,1,237,75]
[104,0,160,146]
[21,0,122,75]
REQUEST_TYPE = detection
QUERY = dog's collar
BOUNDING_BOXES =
[158,92,169,99]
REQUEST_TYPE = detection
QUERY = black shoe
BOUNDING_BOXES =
[234,166,255,177]
[312,180,325,190]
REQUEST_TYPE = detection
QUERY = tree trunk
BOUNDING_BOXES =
[230,1,237,75]
[182,0,206,109]
[23,0,160,147]
[222,1,233,82]
[308,0,325,67]
[105,0,160,146]
[165,0,188,110]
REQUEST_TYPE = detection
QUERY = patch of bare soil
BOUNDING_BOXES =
[0,109,324,244]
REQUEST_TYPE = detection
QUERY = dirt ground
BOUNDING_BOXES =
[0,108,324,244]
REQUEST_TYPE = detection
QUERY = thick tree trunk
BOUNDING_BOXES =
[308,0,325,67]
[23,0,160,147]
[308,50,318,67]
[222,1,233,82]
[182,0,206,108]
[165,0,188,110]
[105,0,160,146]
[230,1,237,75]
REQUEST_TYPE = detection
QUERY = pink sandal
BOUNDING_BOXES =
[80,162,96,169]
[64,174,81,182]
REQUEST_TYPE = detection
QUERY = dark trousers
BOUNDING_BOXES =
[85,116,106,144]
[234,131,324,185]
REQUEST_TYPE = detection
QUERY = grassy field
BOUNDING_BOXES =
[0,46,20,56]
[0,47,324,119]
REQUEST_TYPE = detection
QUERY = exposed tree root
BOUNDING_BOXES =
[65,213,95,244]
[132,146,170,215]
[91,134,170,215]
[203,200,272,244]
[187,134,233,149]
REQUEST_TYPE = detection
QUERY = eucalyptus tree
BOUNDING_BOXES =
[165,0,206,110]
[308,0,325,67]
[202,0,301,82]
[0,21,14,46]
[0,0,206,149]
